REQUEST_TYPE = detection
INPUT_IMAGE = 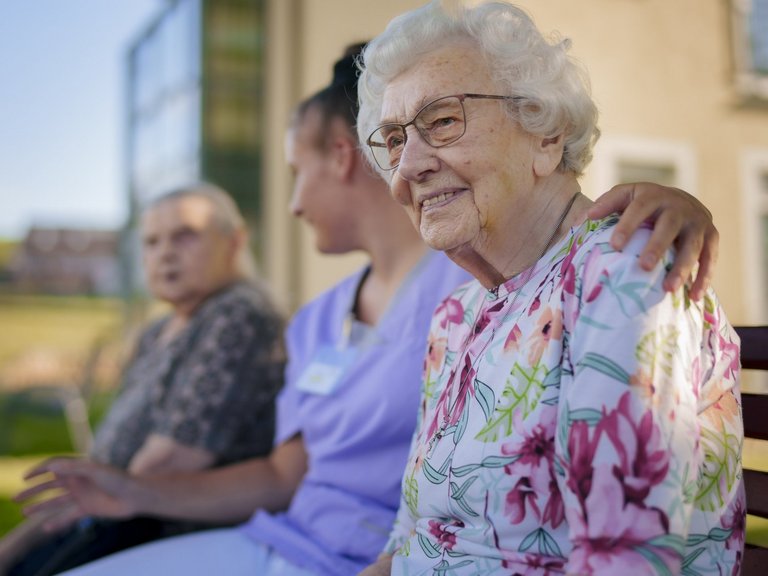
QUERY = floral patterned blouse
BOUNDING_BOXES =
[386,217,744,576]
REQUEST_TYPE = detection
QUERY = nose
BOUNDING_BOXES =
[158,238,176,262]
[289,184,303,217]
[396,125,439,182]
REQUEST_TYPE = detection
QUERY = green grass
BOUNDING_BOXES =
[0,294,122,367]
[0,456,50,536]
[744,438,768,547]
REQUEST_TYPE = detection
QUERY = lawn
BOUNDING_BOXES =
[0,294,125,536]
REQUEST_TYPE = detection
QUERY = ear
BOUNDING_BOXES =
[229,227,248,263]
[532,133,565,177]
[327,119,358,181]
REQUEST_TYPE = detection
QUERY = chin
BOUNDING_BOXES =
[419,223,467,253]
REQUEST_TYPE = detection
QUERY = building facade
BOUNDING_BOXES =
[126,0,768,326]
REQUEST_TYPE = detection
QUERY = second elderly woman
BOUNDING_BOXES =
[357,2,744,575]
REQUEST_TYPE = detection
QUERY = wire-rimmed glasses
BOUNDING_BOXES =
[366,93,522,171]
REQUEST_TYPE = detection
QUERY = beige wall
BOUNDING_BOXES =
[263,0,768,324]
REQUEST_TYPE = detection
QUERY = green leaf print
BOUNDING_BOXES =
[633,545,674,576]
[450,476,478,500]
[694,427,741,511]
[451,455,520,477]
[474,378,495,421]
[475,362,546,442]
[568,408,603,426]
[686,526,733,546]
[577,352,630,383]
[418,532,441,558]
[423,459,448,484]
[680,546,706,570]
[635,326,680,379]
[404,473,419,516]
[454,398,470,444]
[433,559,474,575]
[519,528,564,558]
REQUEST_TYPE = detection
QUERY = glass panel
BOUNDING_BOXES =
[751,0,768,74]
[616,161,677,188]
[763,215,768,315]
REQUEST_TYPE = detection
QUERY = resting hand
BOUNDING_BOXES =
[358,554,393,576]
[14,457,137,533]
[589,182,718,301]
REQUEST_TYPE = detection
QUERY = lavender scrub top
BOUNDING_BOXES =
[240,251,471,576]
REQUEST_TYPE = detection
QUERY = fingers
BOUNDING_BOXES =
[26,499,83,533]
[588,184,635,220]
[637,209,685,272]
[13,477,65,503]
[592,184,662,251]
[689,228,719,301]
[24,456,82,480]
[661,229,702,294]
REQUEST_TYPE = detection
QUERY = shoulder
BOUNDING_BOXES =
[203,280,283,322]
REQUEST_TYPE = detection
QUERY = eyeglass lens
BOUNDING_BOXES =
[369,96,467,170]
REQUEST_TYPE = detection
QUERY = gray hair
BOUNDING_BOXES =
[144,182,258,281]
[357,0,600,177]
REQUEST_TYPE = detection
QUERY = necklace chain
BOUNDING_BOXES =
[426,191,581,458]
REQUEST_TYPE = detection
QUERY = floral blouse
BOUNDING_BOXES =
[386,217,744,576]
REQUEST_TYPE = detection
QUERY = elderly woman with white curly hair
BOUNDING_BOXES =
[357,2,744,575]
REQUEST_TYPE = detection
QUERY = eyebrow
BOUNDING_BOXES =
[379,92,439,125]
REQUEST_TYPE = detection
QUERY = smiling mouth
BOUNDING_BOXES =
[421,191,457,208]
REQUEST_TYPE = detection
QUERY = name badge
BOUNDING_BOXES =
[295,346,357,395]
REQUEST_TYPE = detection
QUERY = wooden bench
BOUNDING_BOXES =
[735,325,768,576]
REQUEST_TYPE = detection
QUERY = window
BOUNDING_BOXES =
[742,149,768,324]
[592,136,697,197]
[730,0,768,101]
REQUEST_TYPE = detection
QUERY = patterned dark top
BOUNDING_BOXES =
[90,280,285,469]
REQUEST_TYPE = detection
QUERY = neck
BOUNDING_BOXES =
[448,174,585,290]
[355,197,428,325]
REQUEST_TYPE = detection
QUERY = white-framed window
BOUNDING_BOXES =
[741,149,768,324]
[592,135,697,197]
[730,0,768,101]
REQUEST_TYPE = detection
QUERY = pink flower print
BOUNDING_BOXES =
[721,493,746,550]
[564,392,678,573]
[701,384,740,432]
[597,393,670,504]
[503,323,522,352]
[473,298,507,335]
[581,249,610,304]
[527,307,563,365]
[505,476,540,524]
[425,333,447,376]
[435,297,464,329]
[428,519,464,551]
[564,420,599,506]
[560,240,581,296]
[628,367,655,401]
[568,466,676,575]
[502,553,565,575]
[718,331,740,381]
[426,354,477,440]
[502,408,564,528]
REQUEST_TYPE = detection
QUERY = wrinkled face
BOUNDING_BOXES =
[141,196,237,311]
[380,42,538,253]
[287,108,359,254]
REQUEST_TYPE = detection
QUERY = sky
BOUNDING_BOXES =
[0,0,164,240]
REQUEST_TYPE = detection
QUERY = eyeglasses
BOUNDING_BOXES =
[366,93,522,171]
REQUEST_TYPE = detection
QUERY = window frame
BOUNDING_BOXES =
[741,148,768,324]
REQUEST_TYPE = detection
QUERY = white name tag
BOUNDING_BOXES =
[296,347,357,395]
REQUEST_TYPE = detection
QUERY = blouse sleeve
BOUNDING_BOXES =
[384,302,450,555]
[556,228,740,575]
[152,289,286,460]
